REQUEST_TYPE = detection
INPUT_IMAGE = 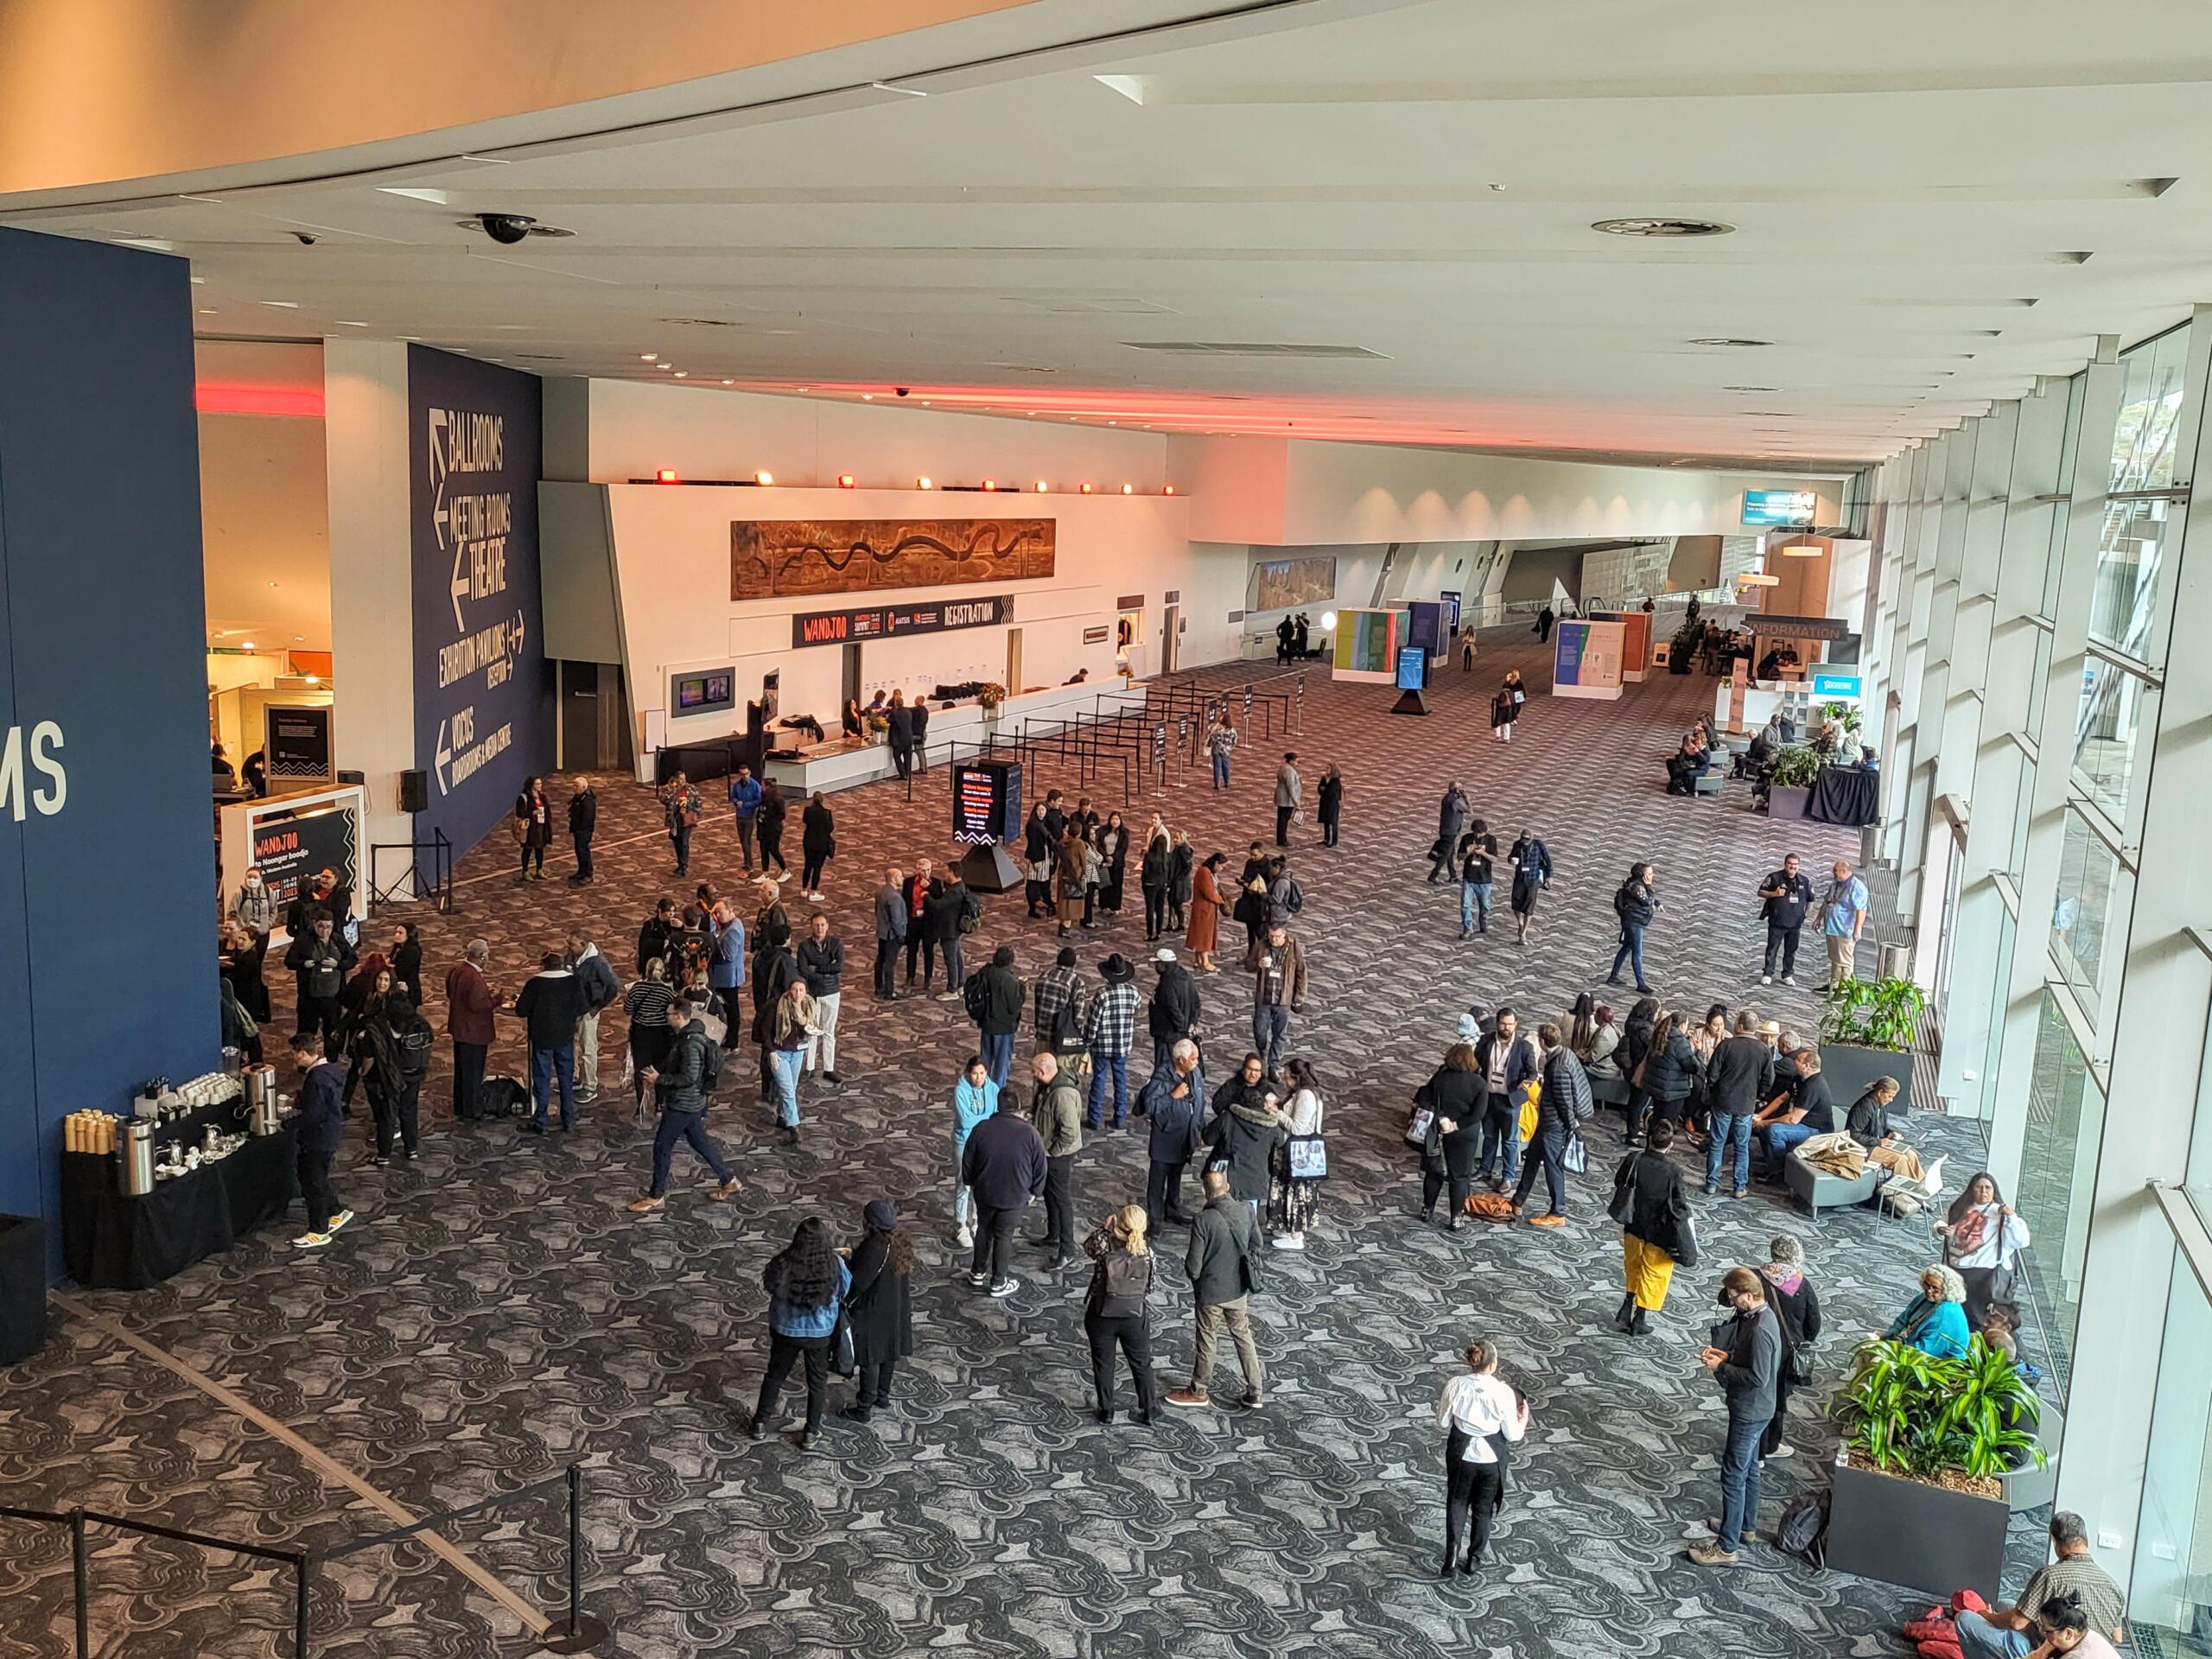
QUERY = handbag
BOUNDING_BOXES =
[1607,1160,1637,1228]
[1404,1104,1437,1147]
[1561,1133,1588,1176]
[1286,1134,1328,1181]
[830,1314,856,1378]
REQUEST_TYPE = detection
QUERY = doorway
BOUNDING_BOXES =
[1116,609,1146,678]
[1160,605,1179,674]
[1005,628,1023,697]
[841,643,862,720]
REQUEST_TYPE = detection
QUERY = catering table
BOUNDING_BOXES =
[1808,763,1880,827]
[60,1125,298,1289]
[0,1214,46,1363]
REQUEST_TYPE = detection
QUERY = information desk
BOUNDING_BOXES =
[60,1126,298,1289]
[1808,765,1880,827]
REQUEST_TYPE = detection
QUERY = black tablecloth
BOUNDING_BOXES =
[0,1215,46,1364]
[655,735,763,787]
[60,1127,298,1290]
[1809,764,1880,826]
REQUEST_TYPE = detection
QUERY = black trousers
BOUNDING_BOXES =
[1085,1313,1156,1415]
[906,931,937,984]
[874,936,899,996]
[735,816,757,869]
[1143,885,1168,939]
[1445,1432,1506,1565]
[754,1332,832,1434]
[520,837,545,875]
[367,1081,423,1156]
[971,1204,1020,1281]
[1760,1376,1795,1459]
[297,1146,339,1232]
[1043,1155,1076,1254]
[760,827,787,872]
[1147,1156,1192,1228]
[296,992,342,1047]
[573,832,594,880]
[891,741,912,779]
[453,1041,486,1120]
[802,853,827,890]
[1764,923,1802,976]
[1321,813,1339,848]
[856,1358,897,1410]
[1275,805,1293,845]
[1422,1169,1474,1219]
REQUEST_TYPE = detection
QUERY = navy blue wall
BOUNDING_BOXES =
[0,227,220,1258]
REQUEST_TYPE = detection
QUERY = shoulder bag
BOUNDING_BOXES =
[1286,1133,1328,1182]
[1561,1133,1589,1176]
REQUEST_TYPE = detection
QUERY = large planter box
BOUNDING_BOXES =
[1820,1042,1915,1118]
[1766,784,1811,819]
[1826,1456,2008,1601]
[2002,1402,2061,1515]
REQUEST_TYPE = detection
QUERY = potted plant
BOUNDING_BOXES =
[1764,745,1822,819]
[1819,973,1925,1111]
[1827,1336,2043,1599]
[977,682,1007,717]
[1667,619,1702,675]
[1822,699,1862,736]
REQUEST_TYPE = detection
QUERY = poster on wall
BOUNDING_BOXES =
[1590,611,1652,681]
[264,705,334,780]
[734,519,1053,600]
[409,346,550,856]
[249,802,360,914]
[1249,556,1337,613]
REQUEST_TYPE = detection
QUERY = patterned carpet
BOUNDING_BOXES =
[0,628,1992,1659]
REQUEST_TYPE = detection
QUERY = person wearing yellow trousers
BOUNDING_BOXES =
[1612,1120,1694,1336]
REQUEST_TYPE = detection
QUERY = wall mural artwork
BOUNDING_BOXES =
[732,518,1056,600]
[1249,555,1338,613]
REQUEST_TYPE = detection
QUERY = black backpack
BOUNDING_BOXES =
[1048,992,1084,1053]
[1775,1489,1828,1567]
[1281,875,1305,915]
[959,887,983,934]
[695,1030,724,1092]
[963,969,991,1024]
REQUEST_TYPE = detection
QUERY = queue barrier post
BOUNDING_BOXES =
[72,1509,89,1659]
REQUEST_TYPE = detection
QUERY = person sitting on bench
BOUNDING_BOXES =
[1665,729,1714,797]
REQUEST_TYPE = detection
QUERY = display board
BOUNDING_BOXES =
[1406,600,1448,660]
[1249,555,1336,613]
[1395,645,1428,691]
[219,785,368,933]
[264,704,334,782]
[952,759,1022,845]
[409,346,551,858]
[792,593,1012,648]
[1589,611,1653,682]
[1743,489,1819,527]
[1552,619,1626,702]
[734,518,1053,601]
[1332,607,1400,683]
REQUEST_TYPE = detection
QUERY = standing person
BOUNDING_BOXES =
[886,689,913,780]
[949,1056,998,1249]
[1618,995,1659,1140]
[909,695,931,772]
[287,1033,353,1249]
[1166,1171,1267,1410]
[1146,947,1202,1093]
[1169,830,1194,931]
[637,897,679,977]
[1434,1339,1530,1579]
[1638,1009,1700,1140]
[1612,1120,1694,1335]
[757,778,791,880]
[1082,1205,1159,1425]
[1032,944,1090,1071]
[1535,603,1555,643]
[567,778,597,885]
[903,857,938,988]
[514,951,587,1135]
[1416,1044,1487,1226]
[1511,1023,1591,1228]
[707,900,748,1054]
[1083,953,1141,1130]
[968,944,1026,1087]
[626,996,740,1212]
[840,1199,915,1425]
[1275,614,1295,665]
[1249,924,1307,1080]
[444,939,496,1122]
[796,911,845,1085]
[1186,849,1226,972]
[1704,1012,1776,1198]
[285,912,355,1053]
[1758,1234,1821,1461]
[1489,682,1516,743]
[728,763,762,872]
[513,776,551,882]
[1457,828,1497,940]
[1206,712,1239,789]
[1140,1039,1207,1230]
[228,868,276,1020]
[1473,1010,1538,1191]
[766,977,817,1146]
[963,1084,1048,1297]
[1029,1051,1085,1272]
[1818,859,1871,989]
[1688,1266,1782,1568]
[1022,802,1056,918]
[1506,830,1553,947]
[1317,765,1344,849]
[1268,1058,1325,1249]
[1758,854,1815,986]
[1097,812,1131,917]
[1430,783,1469,884]
[374,992,432,1161]
[567,931,620,1106]
[1294,612,1311,658]
[929,858,975,1003]
[1208,1071,1287,1223]
[873,865,906,1001]
[1608,862,1658,992]
[388,922,424,1013]
[1054,823,1089,940]
[800,791,834,901]
[1140,818,1173,942]
[661,770,701,876]
[748,1218,850,1451]
[1936,1173,2032,1331]
[1274,753,1302,846]
[622,959,677,1118]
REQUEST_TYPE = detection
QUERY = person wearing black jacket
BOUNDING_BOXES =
[969,944,1026,1086]
[1611,1121,1693,1334]
[1607,863,1657,993]
[1637,1011,1699,1140]
[1083,1205,1159,1424]
[568,779,598,885]
[1145,949,1202,1091]
[1752,1048,1834,1179]
[1618,995,1659,1138]
[757,779,791,878]
[388,922,424,1011]
[284,912,356,1053]
[1511,1026,1591,1225]
[513,953,588,1133]
[287,1033,353,1247]
[1473,1013,1540,1188]
[637,899,678,977]
[1418,1045,1488,1227]
[626,1001,740,1211]
[751,936,799,1107]
[963,1103,1048,1295]
[927,867,973,1001]
[909,697,931,772]
[1169,834,1195,930]
[796,912,845,1084]
[886,691,914,779]
[1506,832,1553,946]
[1140,824,1173,941]
[1689,1266,1782,1567]
[1703,1012,1776,1198]
[1757,855,1815,985]
[1316,766,1344,849]
[1758,1234,1821,1461]
[1022,804,1056,918]
[841,1198,915,1423]
[373,992,434,1160]
[800,792,834,899]
[1139,1039,1207,1229]
[1208,1079,1288,1212]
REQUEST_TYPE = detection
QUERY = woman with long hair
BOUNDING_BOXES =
[1140,814,1174,942]
[623,957,677,1114]
[1434,1338,1529,1576]
[1269,1058,1326,1248]
[1638,1010,1699,1141]
[389,921,423,1010]
[1187,850,1229,973]
[1567,993,1599,1061]
[1082,1204,1158,1424]
[1417,1043,1486,1229]
[1098,810,1132,915]
[1608,861,1657,993]
[1168,830,1195,932]
[1683,1002,1730,1145]
[513,775,551,881]
[800,791,835,901]
[1022,800,1056,918]
[1936,1172,2031,1331]
[1618,995,1660,1139]
[842,1199,915,1424]
[750,1217,850,1449]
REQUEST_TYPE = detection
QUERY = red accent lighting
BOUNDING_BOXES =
[838,474,857,489]
[655,468,680,484]
[982,479,996,492]
[194,382,326,419]
[1079,483,1093,494]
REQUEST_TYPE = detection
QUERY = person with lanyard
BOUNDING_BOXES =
[1818,858,1871,988]
[1433,1338,1529,1579]
[1757,854,1816,986]
[728,763,763,873]
[1688,1266,1781,1568]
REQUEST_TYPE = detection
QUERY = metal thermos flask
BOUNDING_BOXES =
[121,1120,156,1195]
[247,1066,281,1135]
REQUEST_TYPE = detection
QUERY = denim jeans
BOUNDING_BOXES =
[1718,1411,1770,1553]
[982,1030,1014,1088]
[1707,1111,1753,1190]
[1759,1119,1816,1171]
[649,1108,729,1196]
[1253,1002,1290,1076]
[1086,1051,1129,1127]
[1459,881,1491,932]
[1211,750,1230,788]
[530,1044,575,1129]
[1610,925,1645,985]
[1952,1611,2034,1659]
[1477,1095,1521,1184]
[770,1046,804,1126]
[671,823,691,873]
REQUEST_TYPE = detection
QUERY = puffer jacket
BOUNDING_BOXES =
[1640,1028,1699,1103]
[1613,879,1656,930]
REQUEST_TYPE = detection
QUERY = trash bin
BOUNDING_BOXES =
[1878,942,1913,983]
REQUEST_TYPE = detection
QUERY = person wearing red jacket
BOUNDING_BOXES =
[444,938,499,1122]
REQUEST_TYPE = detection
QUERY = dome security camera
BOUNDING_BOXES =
[293,232,318,246]
[478,213,537,245]
[894,387,911,397]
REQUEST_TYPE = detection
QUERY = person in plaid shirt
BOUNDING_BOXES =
[1033,946,1090,1067]
[1084,953,1141,1129]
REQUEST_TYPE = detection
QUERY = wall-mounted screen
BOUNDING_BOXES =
[1743,489,1819,527]
[673,668,735,715]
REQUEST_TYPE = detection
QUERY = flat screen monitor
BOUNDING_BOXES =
[1743,489,1818,527]
[674,669,735,714]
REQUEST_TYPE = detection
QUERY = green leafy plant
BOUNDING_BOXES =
[1834,1336,2043,1483]
[1821,974,1928,1052]
[1822,699,1863,734]
[1768,745,1824,789]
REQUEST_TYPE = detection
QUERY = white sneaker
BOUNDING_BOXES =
[1782,975,1796,987]
[295,1231,332,1249]
[775,872,791,884]
[808,892,825,904]
[1767,1442,1795,1460]
[956,1225,975,1249]
[327,1209,355,1231]
[1759,974,1772,985]
[1270,1233,1306,1250]
[989,1277,1020,1298]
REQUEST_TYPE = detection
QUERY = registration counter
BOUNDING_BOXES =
[762,679,1128,796]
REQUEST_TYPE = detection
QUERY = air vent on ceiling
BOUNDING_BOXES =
[661,317,740,327]
[1004,296,1177,315]
[1689,338,1774,349]
[1592,217,1735,238]
[1122,341,1390,359]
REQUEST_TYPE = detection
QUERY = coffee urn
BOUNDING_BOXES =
[246,1066,281,1136]
[120,1119,156,1195]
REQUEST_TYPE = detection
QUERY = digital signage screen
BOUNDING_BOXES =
[674,669,734,714]
[1743,489,1818,527]
[1395,645,1428,692]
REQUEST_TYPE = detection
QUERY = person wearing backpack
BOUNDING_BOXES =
[1082,1205,1159,1425]
[1510,1023,1591,1227]
[626,995,740,1213]
[1607,862,1658,994]
[926,861,975,1003]
[378,992,435,1160]
[966,944,1026,1086]
[1032,945,1090,1073]
[1264,856,1304,931]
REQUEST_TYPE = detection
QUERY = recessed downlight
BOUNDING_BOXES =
[1592,217,1735,238]
[1690,338,1774,348]
[1724,385,1783,393]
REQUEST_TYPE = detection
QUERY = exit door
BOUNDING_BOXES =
[1005,628,1023,697]
[1160,606,1179,673]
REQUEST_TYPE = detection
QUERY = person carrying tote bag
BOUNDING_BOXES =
[1269,1059,1326,1249]
[1935,1170,2031,1330]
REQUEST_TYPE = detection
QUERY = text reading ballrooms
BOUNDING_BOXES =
[0,721,67,819]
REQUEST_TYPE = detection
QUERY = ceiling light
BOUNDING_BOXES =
[1035,480,1050,493]
[1320,612,1338,630]
[197,308,215,315]
[241,640,255,649]
[982,479,996,492]
[838,474,857,489]
[1738,572,1782,587]
[872,79,929,98]
[268,581,279,588]
[190,276,206,285]
[1689,338,1773,348]
[1592,217,1734,238]
[1122,483,1135,495]
[640,353,657,361]
[293,635,305,643]
[656,469,680,484]
[1095,74,1147,105]
[1163,484,1175,495]
[919,400,930,406]
[862,393,874,401]
[917,476,934,490]
[753,471,774,486]
[673,371,687,378]
[1780,541,1822,557]
[258,301,300,309]
[722,379,734,386]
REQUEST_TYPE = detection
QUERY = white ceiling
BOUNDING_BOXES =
[13,0,2212,466]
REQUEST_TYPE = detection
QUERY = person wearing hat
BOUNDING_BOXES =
[1084,953,1141,1131]
[1146,947,1203,1096]
[1029,1052,1086,1270]
[842,1199,915,1424]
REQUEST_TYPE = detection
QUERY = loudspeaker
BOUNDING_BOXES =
[337,769,366,785]
[398,770,429,813]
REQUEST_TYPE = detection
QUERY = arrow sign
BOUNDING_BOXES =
[511,607,526,659]
[434,718,452,797]
[450,538,469,632]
